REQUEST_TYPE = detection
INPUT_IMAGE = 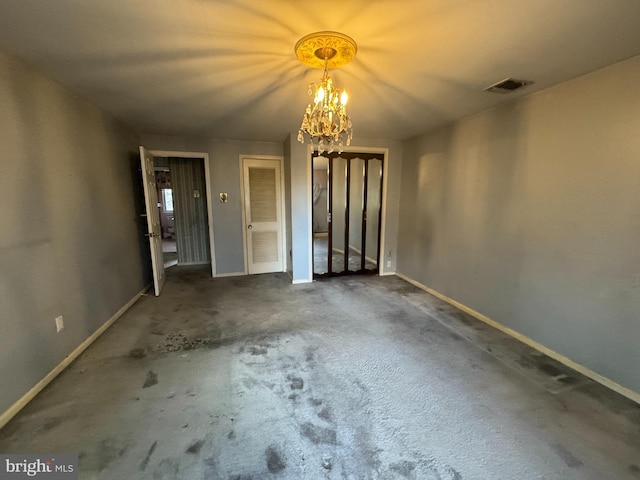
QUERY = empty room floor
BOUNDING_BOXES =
[1,267,639,479]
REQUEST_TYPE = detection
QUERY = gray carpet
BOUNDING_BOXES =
[1,267,639,479]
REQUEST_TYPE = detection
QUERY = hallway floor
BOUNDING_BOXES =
[1,267,639,479]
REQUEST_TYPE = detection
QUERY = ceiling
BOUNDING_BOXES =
[1,1,639,142]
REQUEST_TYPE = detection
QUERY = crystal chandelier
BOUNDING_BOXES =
[295,32,357,154]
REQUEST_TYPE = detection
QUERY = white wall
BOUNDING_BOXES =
[287,135,312,282]
[398,55,640,393]
[140,135,284,275]
[0,50,146,415]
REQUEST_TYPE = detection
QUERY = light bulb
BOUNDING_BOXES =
[317,86,325,102]
[341,91,348,106]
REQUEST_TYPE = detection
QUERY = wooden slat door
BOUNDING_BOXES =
[242,158,284,274]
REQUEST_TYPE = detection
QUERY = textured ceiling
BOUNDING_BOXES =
[0,0,639,142]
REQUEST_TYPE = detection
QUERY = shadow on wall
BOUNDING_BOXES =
[400,100,529,312]
[398,125,456,276]
[471,101,527,310]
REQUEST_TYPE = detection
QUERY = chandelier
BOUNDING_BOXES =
[295,32,357,154]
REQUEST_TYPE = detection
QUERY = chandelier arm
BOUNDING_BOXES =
[297,32,355,154]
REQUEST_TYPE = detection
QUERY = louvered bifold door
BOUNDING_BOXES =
[243,158,283,274]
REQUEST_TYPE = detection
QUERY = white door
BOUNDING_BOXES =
[139,146,166,296]
[242,158,284,274]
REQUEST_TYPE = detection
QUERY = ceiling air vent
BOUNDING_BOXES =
[484,78,533,94]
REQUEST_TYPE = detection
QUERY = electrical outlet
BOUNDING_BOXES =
[55,315,64,333]
[386,260,392,268]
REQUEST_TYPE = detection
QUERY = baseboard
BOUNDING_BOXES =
[395,272,640,405]
[0,287,146,431]
[292,278,313,284]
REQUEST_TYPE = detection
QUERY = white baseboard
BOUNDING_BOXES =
[396,272,640,405]
[0,288,146,430]
[292,278,313,284]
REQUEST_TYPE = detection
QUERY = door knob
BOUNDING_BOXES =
[248,225,253,229]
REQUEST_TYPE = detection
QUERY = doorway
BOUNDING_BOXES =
[139,147,216,296]
[241,156,286,274]
[312,151,384,278]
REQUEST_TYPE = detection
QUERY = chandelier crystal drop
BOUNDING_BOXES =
[295,32,357,154]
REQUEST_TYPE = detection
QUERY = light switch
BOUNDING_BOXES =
[55,315,64,333]
[219,192,228,203]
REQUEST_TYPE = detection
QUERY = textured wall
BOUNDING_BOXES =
[0,50,145,414]
[398,56,640,393]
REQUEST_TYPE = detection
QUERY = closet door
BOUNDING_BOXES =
[365,158,383,270]
[312,156,329,276]
[348,157,365,271]
[312,151,384,279]
[330,156,348,274]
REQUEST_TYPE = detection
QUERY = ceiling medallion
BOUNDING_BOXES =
[295,31,357,154]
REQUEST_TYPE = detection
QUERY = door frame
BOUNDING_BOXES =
[239,154,287,274]
[308,146,390,277]
[149,150,216,277]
